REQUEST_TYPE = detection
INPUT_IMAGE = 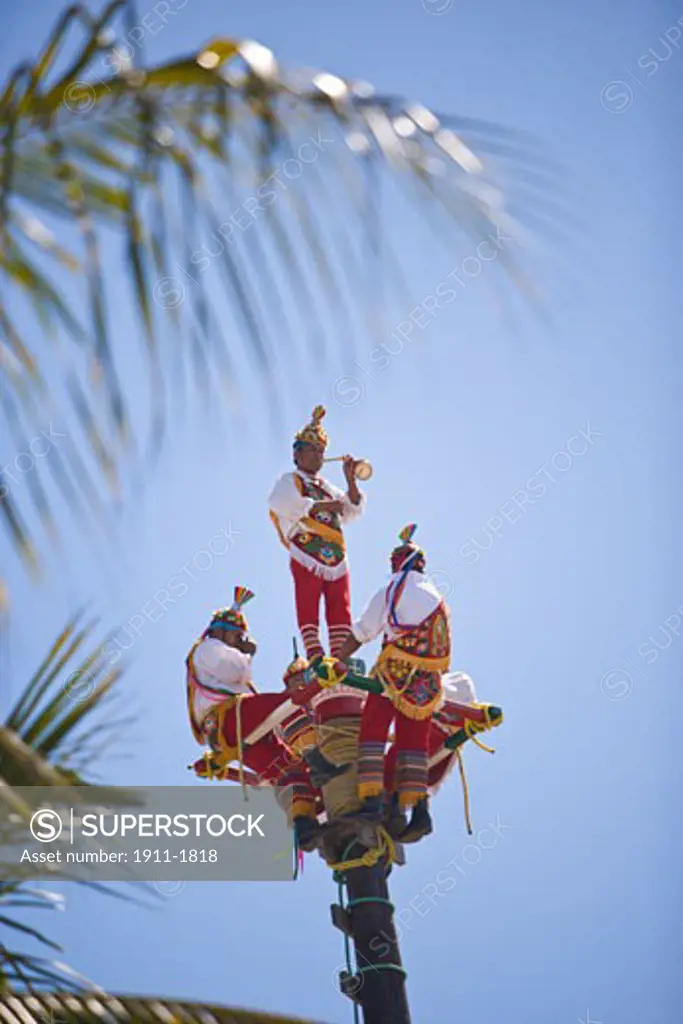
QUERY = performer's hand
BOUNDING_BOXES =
[290,680,320,705]
[343,455,362,505]
[342,454,357,484]
[331,658,349,681]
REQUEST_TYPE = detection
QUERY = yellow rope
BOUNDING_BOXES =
[203,700,249,792]
[316,717,361,763]
[451,705,503,833]
[328,826,396,873]
[314,656,353,688]
[463,703,502,754]
[456,750,473,836]
[235,694,247,801]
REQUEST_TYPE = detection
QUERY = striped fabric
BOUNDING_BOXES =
[279,761,317,819]
[278,707,316,755]
[357,740,386,799]
[395,745,428,806]
[328,623,352,656]
[300,624,324,659]
[396,748,428,808]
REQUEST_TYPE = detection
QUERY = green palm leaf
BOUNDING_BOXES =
[0,0,551,590]
[0,618,127,992]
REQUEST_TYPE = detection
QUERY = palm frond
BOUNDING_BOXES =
[0,0,553,587]
[0,618,128,990]
[1,617,123,783]
[0,943,95,996]
[0,991,318,1020]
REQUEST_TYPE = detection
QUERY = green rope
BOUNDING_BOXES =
[358,963,407,978]
[334,874,407,1024]
[346,897,394,910]
[337,875,360,1024]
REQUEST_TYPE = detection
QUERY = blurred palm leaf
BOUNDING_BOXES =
[0,992,321,1021]
[1,613,124,783]
[0,614,126,992]
[0,0,551,593]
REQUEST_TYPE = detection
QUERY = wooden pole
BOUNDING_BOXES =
[314,665,505,1023]
[343,853,412,1024]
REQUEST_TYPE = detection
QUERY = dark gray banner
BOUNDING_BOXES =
[0,787,294,881]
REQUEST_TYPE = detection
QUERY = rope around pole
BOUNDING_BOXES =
[338,874,360,1024]
[331,827,403,1024]
[328,826,396,874]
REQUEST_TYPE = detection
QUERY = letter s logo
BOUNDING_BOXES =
[30,809,64,842]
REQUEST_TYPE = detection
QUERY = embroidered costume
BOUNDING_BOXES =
[384,671,477,796]
[186,588,317,822]
[268,405,365,666]
[352,525,451,812]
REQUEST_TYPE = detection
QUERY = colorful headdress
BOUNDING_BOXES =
[206,586,254,634]
[294,405,328,452]
[390,523,425,573]
[388,525,426,628]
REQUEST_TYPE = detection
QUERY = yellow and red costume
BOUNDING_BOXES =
[268,405,365,669]
[186,587,317,821]
[276,653,318,756]
[384,671,478,796]
[354,525,451,810]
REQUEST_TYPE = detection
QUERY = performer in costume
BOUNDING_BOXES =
[276,647,319,757]
[269,406,368,774]
[268,405,366,665]
[337,525,451,844]
[186,587,320,848]
[384,671,478,805]
[276,641,350,787]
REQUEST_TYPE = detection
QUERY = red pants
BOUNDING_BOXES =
[290,558,351,659]
[384,724,445,793]
[357,692,431,810]
[219,692,291,782]
[219,693,317,818]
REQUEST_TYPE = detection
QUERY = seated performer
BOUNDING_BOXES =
[186,587,320,848]
[337,525,451,844]
[276,642,349,787]
[268,404,366,664]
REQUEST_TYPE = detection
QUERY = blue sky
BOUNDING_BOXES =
[2,1,682,1022]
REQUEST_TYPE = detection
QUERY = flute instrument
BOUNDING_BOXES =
[322,456,373,480]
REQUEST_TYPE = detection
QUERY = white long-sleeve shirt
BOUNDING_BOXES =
[352,570,442,645]
[441,671,477,706]
[268,470,365,579]
[190,638,253,726]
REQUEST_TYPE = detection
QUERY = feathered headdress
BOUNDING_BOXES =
[294,405,328,451]
[206,586,255,634]
[387,525,427,628]
[390,523,425,574]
